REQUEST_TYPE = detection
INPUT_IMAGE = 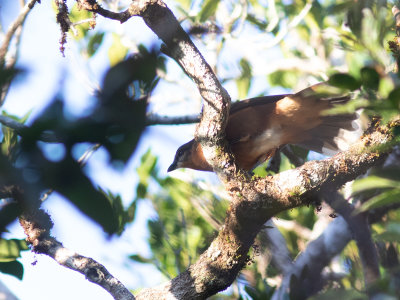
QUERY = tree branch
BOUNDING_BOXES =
[0,280,18,300]
[145,114,200,126]
[19,209,135,300]
[69,2,400,298]
[136,121,398,299]
[324,192,380,288]
[0,115,58,142]
[79,0,233,177]
[0,0,40,67]
[272,147,400,299]
[272,216,352,300]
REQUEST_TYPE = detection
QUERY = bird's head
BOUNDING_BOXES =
[168,140,212,172]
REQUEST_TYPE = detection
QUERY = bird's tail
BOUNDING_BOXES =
[293,83,363,155]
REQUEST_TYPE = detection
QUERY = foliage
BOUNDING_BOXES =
[0,0,400,298]
[130,150,227,278]
[0,239,28,280]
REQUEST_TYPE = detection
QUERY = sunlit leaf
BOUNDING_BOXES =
[108,34,129,66]
[0,239,28,262]
[198,0,220,22]
[236,58,252,99]
[355,189,400,213]
[352,176,400,194]
[68,3,93,40]
[310,288,367,300]
[269,70,300,89]
[374,231,400,243]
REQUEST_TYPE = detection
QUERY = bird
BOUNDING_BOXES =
[168,83,361,172]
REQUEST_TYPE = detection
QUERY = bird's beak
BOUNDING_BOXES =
[167,162,177,172]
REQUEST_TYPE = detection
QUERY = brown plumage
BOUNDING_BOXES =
[168,83,361,172]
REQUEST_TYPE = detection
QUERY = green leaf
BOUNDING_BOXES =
[355,189,400,213]
[246,14,267,31]
[98,188,128,235]
[126,199,137,223]
[388,87,400,109]
[87,32,105,57]
[374,231,400,243]
[175,0,191,11]
[236,58,252,99]
[0,202,21,233]
[352,176,400,194]
[108,34,129,66]
[1,110,30,157]
[40,155,122,234]
[321,98,368,116]
[68,3,93,40]
[129,254,152,264]
[268,70,300,89]
[137,150,158,186]
[198,0,220,22]
[310,288,367,300]
[328,73,361,91]
[0,261,24,280]
[0,239,29,262]
[360,67,380,91]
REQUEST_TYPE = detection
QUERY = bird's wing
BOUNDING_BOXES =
[229,94,289,115]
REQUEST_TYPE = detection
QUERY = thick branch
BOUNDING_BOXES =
[75,2,399,298]
[19,209,134,300]
[134,1,232,175]
[272,216,352,300]
[82,0,233,176]
[272,201,400,299]
[136,122,398,299]
[324,192,380,287]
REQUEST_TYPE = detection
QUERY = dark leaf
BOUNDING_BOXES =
[388,87,400,109]
[126,199,137,223]
[360,67,380,91]
[87,32,105,57]
[0,260,24,280]
[0,67,25,90]
[39,153,121,234]
[129,254,152,264]
[0,202,21,233]
[98,188,128,235]
[328,73,360,91]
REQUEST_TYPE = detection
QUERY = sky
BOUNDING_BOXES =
[0,1,288,299]
[0,1,178,299]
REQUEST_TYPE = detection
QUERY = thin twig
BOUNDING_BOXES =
[0,115,58,142]
[0,0,40,66]
[263,0,312,49]
[146,114,200,125]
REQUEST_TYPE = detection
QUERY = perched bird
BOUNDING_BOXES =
[168,83,361,172]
